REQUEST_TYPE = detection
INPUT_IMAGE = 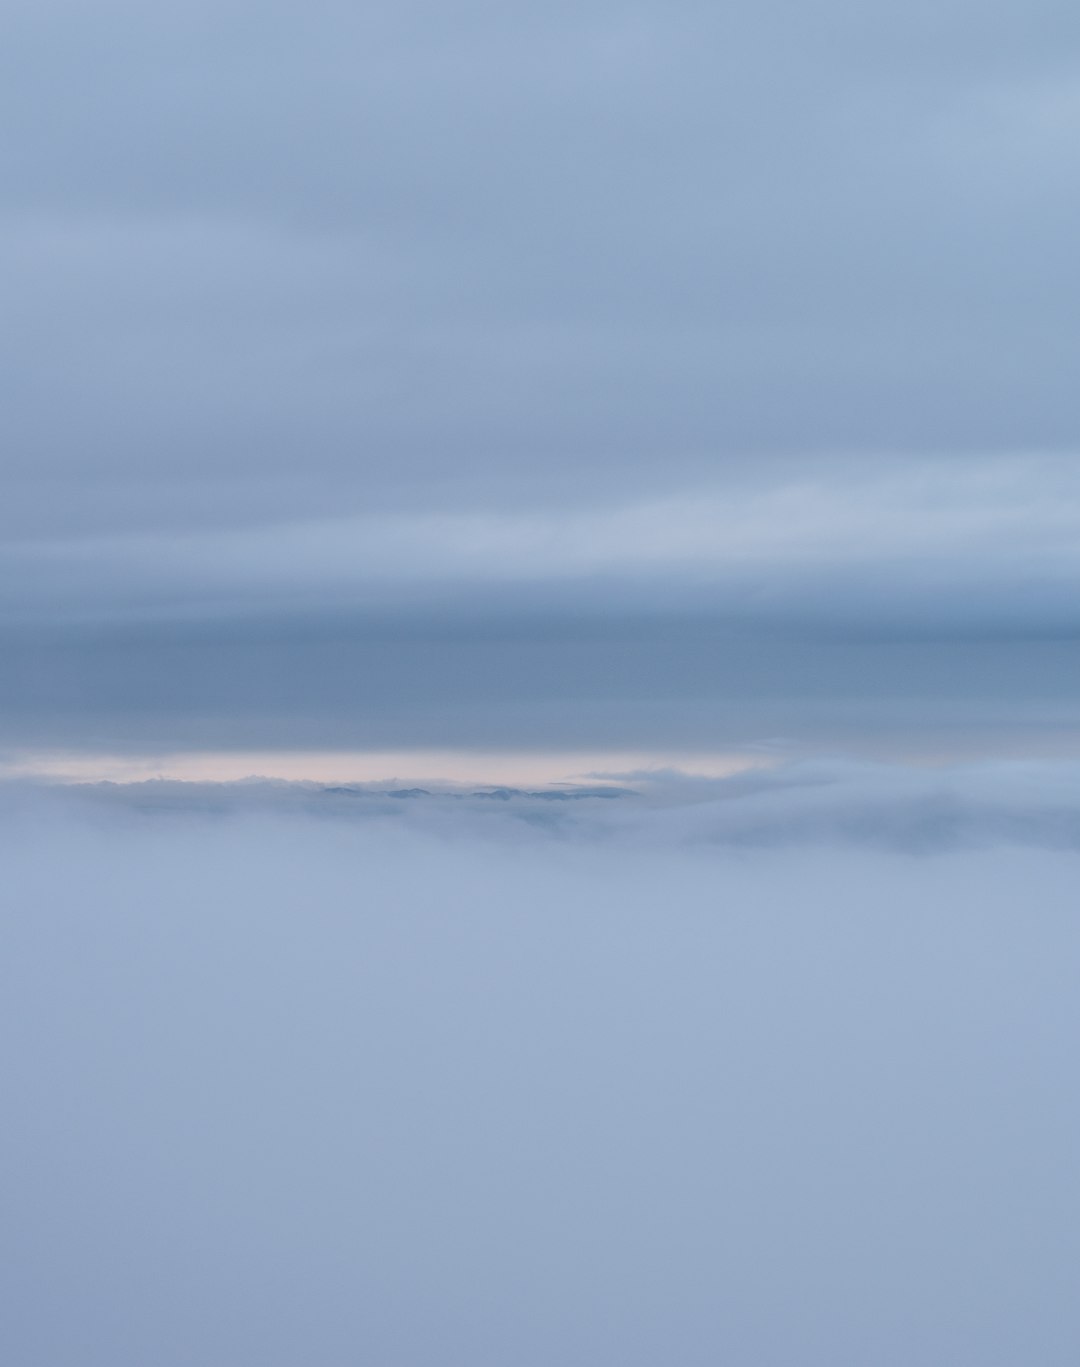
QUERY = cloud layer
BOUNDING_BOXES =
[6,0,1080,542]
[5,454,1080,760]
[2,785,1079,1365]
[8,4,1080,533]
[5,0,1079,755]
[13,757,1080,853]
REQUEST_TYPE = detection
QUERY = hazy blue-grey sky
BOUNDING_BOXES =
[3,0,1079,768]
[8,12,1080,1358]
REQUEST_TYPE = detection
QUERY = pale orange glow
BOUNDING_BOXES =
[0,748,773,786]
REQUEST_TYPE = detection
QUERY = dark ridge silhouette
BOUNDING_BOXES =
[321,785,633,801]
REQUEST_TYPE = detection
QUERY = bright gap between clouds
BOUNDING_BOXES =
[0,747,772,786]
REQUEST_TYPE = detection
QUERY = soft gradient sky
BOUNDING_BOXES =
[6,11,1080,1358]
[4,0,1079,777]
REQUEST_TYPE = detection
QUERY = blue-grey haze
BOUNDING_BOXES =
[3,784,1080,1366]
[5,8,1080,1363]
[3,0,1080,758]
[4,608,1080,756]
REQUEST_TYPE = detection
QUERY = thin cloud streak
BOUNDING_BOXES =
[6,455,1080,622]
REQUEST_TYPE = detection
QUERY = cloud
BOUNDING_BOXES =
[11,757,1080,854]
[3,0,1078,757]
[2,779,1079,1364]
[4,0,1080,547]
[7,453,1080,614]
[4,8,1077,1357]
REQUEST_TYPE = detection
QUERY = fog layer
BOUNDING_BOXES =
[3,794,1078,1365]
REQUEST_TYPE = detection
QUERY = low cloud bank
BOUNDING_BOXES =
[11,756,1080,853]
[3,769,1080,1364]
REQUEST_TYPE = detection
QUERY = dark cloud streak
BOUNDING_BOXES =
[4,607,1078,754]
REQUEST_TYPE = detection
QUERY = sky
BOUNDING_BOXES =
[5,9,1080,1359]
[3,0,1080,779]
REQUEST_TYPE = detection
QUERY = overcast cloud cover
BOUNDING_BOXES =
[3,0,1080,761]
[4,4,1080,1361]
